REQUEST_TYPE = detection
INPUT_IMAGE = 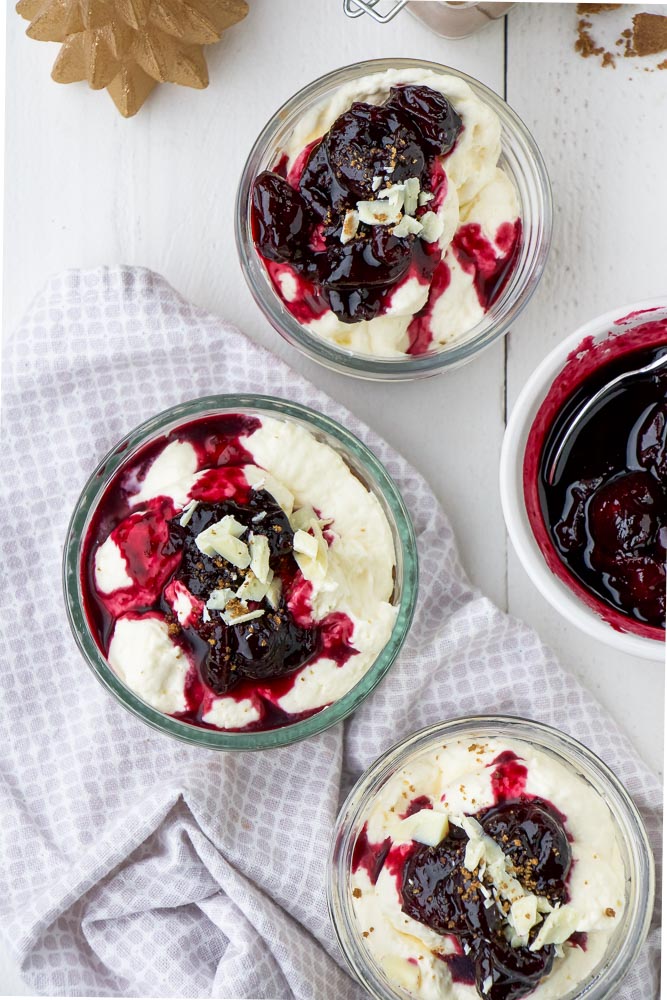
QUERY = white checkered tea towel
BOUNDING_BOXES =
[0,268,660,998]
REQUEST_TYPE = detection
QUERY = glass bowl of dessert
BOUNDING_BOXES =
[236,58,552,380]
[328,716,654,1000]
[63,395,418,750]
[500,300,667,660]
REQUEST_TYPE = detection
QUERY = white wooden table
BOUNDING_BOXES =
[3,2,665,993]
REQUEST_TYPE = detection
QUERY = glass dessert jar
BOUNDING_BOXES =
[500,300,667,661]
[63,395,418,750]
[343,0,513,38]
[407,2,515,39]
[236,58,552,381]
[328,716,654,1000]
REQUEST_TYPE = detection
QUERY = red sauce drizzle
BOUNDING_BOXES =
[265,261,329,324]
[488,750,528,803]
[286,139,319,188]
[189,466,251,503]
[428,160,448,211]
[352,823,392,885]
[401,795,433,819]
[407,259,451,355]
[452,218,522,310]
[319,612,357,664]
[570,931,588,951]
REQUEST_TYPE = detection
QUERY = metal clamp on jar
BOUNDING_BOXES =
[343,0,514,38]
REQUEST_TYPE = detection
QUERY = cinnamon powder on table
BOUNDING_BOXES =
[632,12,667,56]
[575,6,667,69]
[577,4,621,12]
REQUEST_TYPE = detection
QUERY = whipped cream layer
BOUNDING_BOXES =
[89,414,398,732]
[350,736,625,1000]
[271,68,520,357]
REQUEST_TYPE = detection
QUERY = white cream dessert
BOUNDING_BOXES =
[84,412,398,732]
[349,736,625,1000]
[251,68,521,357]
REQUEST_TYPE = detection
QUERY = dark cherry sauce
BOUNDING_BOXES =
[82,414,357,733]
[352,755,574,1000]
[401,794,434,819]
[251,84,521,352]
[440,952,477,987]
[538,343,667,630]
[353,825,392,886]
[453,219,523,311]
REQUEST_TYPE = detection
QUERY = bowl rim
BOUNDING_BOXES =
[500,298,667,660]
[235,56,553,381]
[62,393,419,750]
[327,714,656,1000]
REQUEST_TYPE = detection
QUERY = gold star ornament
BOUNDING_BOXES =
[16,0,249,117]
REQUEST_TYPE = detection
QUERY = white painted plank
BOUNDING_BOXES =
[506,3,665,776]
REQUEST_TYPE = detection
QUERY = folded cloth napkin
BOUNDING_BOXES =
[0,267,661,999]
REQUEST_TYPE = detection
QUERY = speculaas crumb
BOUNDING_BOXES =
[632,12,667,56]
[575,18,605,58]
[577,3,620,12]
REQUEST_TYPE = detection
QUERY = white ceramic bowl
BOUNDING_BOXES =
[500,299,667,661]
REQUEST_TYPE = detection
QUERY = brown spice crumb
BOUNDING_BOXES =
[601,51,616,67]
[633,12,667,56]
[605,907,616,918]
[577,3,620,11]
[619,27,637,58]
[352,888,362,899]
[575,18,605,58]
[225,597,248,620]
[658,59,667,70]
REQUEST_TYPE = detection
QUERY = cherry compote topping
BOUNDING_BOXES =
[325,103,426,200]
[164,493,319,695]
[251,85,463,323]
[401,800,571,1000]
[169,494,293,600]
[251,172,309,265]
[386,85,464,157]
[539,345,667,628]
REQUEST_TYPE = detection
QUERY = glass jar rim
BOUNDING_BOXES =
[327,714,655,999]
[235,57,553,380]
[63,393,419,751]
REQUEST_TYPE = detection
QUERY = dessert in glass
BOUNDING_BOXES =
[64,396,418,749]
[236,59,551,380]
[328,717,654,1000]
